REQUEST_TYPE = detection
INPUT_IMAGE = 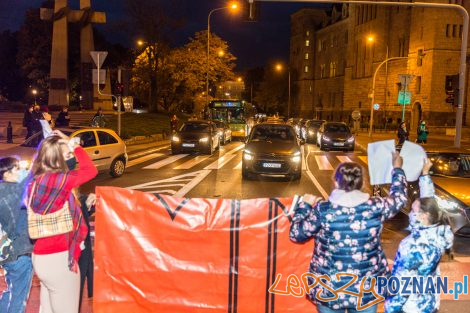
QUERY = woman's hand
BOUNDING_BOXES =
[422,158,433,175]
[86,193,96,209]
[70,260,79,273]
[52,129,69,141]
[303,194,322,206]
[392,152,403,168]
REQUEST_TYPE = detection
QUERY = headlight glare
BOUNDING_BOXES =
[172,136,180,142]
[199,137,209,143]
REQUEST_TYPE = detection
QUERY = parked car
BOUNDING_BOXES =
[305,119,326,143]
[171,120,220,155]
[214,120,232,145]
[242,123,303,180]
[316,122,355,151]
[1,128,128,177]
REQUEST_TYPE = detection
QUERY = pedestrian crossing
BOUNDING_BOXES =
[126,143,369,173]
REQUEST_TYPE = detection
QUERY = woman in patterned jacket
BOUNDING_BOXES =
[385,159,453,313]
[290,152,409,313]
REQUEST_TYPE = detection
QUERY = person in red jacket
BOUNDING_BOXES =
[27,130,97,313]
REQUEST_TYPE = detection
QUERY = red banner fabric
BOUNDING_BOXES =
[94,187,317,313]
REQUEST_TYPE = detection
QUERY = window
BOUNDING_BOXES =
[304,65,309,73]
[320,64,326,78]
[330,62,337,77]
[305,53,309,60]
[446,24,451,37]
[305,40,310,47]
[417,49,423,66]
[416,76,422,94]
[453,24,457,37]
[76,131,97,148]
[306,30,310,36]
[460,25,463,38]
[98,131,118,145]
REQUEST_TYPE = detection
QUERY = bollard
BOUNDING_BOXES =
[6,121,13,143]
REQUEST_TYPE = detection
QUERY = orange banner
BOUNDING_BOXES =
[94,187,317,313]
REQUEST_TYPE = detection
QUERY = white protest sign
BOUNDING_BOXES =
[367,140,395,185]
[400,141,427,182]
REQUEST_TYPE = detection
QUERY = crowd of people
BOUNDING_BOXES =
[0,130,97,313]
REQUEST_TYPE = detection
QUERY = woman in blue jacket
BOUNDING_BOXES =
[0,157,34,313]
[290,152,409,313]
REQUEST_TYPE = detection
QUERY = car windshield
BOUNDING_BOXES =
[21,130,72,148]
[250,126,296,142]
[325,124,349,133]
[180,123,209,132]
[429,153,470,178]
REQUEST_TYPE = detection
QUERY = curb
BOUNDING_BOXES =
[124,133,168,146]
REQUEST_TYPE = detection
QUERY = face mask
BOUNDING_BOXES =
[66,157,77,171]
[16,169,29,182]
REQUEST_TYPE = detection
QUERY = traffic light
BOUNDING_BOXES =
[244,0,259,21]
[445,89,455,106]
[115,83,124,96]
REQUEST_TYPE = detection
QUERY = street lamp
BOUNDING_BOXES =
[32,89,38,105]
[275,63,291,118]
[367,35,389,126]
[206,2,239,107]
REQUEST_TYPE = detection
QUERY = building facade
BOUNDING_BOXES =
[290,1,470,130]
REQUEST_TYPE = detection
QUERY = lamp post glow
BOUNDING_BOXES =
[206,3,239,107]
[32,89,38,105]
[275,63,291,118]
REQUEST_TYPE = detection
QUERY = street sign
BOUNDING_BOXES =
[398,91,411,105]
[351,110,361,120]
[90,51,108,68]
[373,103,380,111]
[92,69,106,84]
[398,74,414,86]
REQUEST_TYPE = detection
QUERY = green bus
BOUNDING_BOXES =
[206,100,255,138]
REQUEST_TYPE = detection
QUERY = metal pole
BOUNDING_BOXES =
[402,76,407,122]
[288,70,291,118]
[256,0,469,148]
[369,56,409,137]
[117,68,122,137]
[206,13,211,108]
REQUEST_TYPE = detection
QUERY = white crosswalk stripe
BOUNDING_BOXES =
[337,156,353,163]
[174,155,210,170]
[358,156,368,165]
[143,154,188,170]
[315,155,334,170]
[204,154,237,170]
[234,161,243,169]
[127,153,164,168]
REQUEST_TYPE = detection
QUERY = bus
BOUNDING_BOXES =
[206,100,255,138]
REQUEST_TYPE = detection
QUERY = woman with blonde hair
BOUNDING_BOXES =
[27,130,97,313]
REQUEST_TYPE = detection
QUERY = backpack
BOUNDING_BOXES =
[0,223,12,262]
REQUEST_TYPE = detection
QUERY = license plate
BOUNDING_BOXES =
[263,163,282,168]
[182,143,195,148]
[333,142,344,146]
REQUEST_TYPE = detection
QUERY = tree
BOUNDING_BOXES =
[16,6,53,103]
[0,30,23,101]
[254,67,288,115]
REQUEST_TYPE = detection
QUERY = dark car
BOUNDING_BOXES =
[214,120,232,145]
[242,123,303,180]
[171,120,220,155]
[402,151,470,237]
[316,122,355,151]
[304,119,326,143]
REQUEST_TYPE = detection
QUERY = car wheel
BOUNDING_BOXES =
[171,148,180,155]
[110,158,126,177]
[291,173,301,181]
[319,141,324,151]
[205,143,213,155]
[242,168,252,180]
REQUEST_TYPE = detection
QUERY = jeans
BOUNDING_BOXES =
[0,255,34,313]
[317,304,378,313]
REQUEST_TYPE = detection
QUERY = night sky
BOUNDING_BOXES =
[0,0,329,70]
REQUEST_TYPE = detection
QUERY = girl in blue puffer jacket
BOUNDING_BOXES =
[290,152,409,313]
[385,159,453,313]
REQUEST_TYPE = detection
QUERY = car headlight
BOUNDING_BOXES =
[244,150,254,161]
[19,160,30,169]
[291,156,301,163]
[199,137,209,143]
[347,136,355,142]
[309,130,315,135]
[172,136,180,142]
[322,135,331,142]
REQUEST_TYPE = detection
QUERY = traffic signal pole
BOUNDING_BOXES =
[251,0,469,148]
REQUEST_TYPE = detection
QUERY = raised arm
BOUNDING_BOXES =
[68,146,98,187]
[290,201,321,243]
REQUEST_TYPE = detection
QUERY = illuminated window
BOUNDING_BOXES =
[330,62,337,77]
[304,65,309,73]
[305,40,310,47]
[320,64,326,78]
[306,30,310,36]
[305,53,309,60]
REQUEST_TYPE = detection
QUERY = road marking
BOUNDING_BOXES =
[174,170,212,197]
[127,153,164,168]
[225,144,245,155]
[234,161,243,169]
[315,155,334,170]
[143,154,188,170]
[204,154,237,170]
[305,149,329,199]
[174,155,210,169]
[129,145,170,159]
[358,156,368,165]
[302,145,307,171]
[337,156,353,163]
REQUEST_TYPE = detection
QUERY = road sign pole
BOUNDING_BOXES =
[118,68,122,137]
[402,78,407,122]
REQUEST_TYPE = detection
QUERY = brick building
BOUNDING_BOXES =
[290,1,469,130]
